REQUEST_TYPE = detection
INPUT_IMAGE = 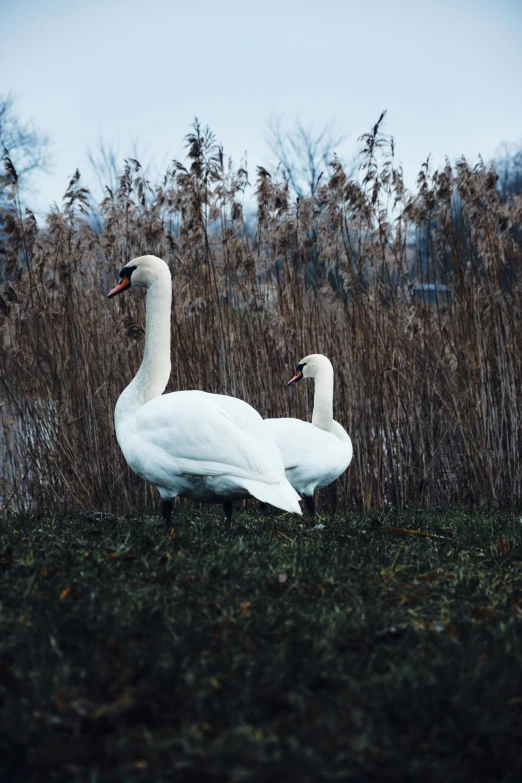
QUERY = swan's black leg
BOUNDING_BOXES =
[305,495,315,515]
[162,500,173,530]
[223,501,233,533]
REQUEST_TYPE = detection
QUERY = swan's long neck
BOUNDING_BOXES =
[311,363,335,432]
[115,277,171,431]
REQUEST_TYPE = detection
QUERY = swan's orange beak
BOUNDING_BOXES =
[108,274,132,299]
[288,369,303,386]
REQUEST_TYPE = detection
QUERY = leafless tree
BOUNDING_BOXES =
[87,138,121,200]
[86,136,156,223]
[493,141,522,199]
[0,93,50,194]
[266,116,349,199]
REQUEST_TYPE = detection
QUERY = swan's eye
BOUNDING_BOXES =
[119,265,137,280]
[297,362,306,372]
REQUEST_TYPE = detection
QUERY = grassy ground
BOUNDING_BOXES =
[1,507,522,782]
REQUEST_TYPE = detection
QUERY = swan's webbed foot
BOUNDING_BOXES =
[223,500,233,533]
[305,495,315,516]
[162,500,173,531]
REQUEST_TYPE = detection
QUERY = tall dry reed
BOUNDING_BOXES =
[1,117,521,514]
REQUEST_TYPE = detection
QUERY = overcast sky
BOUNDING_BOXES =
[2,0,521,212]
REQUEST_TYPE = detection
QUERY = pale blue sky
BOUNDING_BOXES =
[2,0,521,211]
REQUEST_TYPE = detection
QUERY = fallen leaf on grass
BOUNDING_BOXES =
[497,538,509,556]
[418,571,437,582]
[69,699,94,717]
[56,691,69,710]
[92,688,135,720]
[473,606,498,621]
[388,527,446,539]
[275,530,296,542]
[59,584,80,602]
[49,635,62,657]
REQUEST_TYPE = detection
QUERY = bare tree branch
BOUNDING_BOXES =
[87,138,121,199]
[266,116,350,198]
[0,93,50,190]
[493,141,522,199]
[87,137,155,198]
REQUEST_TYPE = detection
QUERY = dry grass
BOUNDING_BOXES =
[1,116,522,515]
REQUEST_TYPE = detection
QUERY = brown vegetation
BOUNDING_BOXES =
[1,117,521,514]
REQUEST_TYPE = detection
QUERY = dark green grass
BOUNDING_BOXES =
[1,507,522,782]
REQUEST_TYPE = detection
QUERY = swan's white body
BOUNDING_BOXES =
[264,355,352,498]
[111,256,301,515]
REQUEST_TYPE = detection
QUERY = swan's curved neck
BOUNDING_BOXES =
[311,364,334,432]
[115,278,171,430]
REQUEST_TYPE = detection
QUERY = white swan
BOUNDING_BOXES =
[264,354,352,514]
[108,255,301,528]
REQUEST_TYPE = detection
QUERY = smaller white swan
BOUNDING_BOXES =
[264,354,352,514]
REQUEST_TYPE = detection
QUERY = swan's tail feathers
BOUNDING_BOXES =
[241,479,302,515]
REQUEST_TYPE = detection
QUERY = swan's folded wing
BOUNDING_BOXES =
[172,390,264,430]
[264,417,348,473]
[263,418,318,469]
[129,395,284,487]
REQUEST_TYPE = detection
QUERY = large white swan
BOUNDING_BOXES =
[108,255,301,529]
[264,354,352,514]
